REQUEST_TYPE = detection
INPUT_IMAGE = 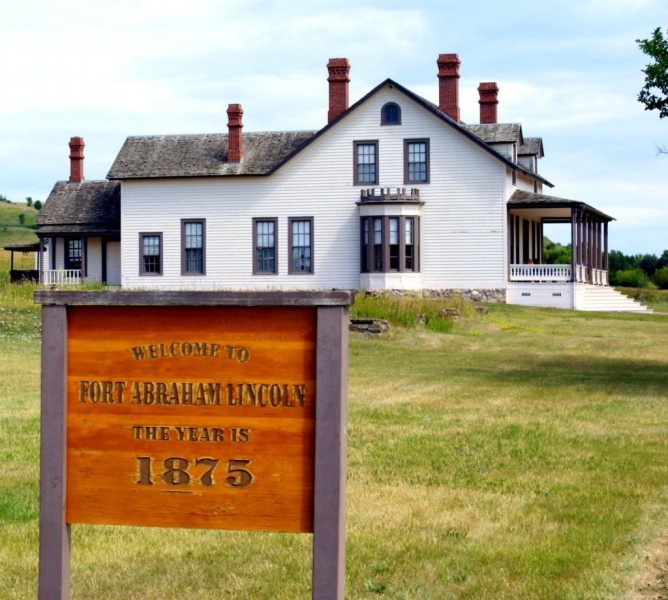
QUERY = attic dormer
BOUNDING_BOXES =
[518,137,544,174]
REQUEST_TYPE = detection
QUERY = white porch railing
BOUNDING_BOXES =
[576,266,609,285]
[592,269,608,285]
[42,269,82,285]
[510,264,572,282]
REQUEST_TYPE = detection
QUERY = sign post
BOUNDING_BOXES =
[35,290,353,600]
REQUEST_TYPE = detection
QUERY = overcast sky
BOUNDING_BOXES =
[1,0,666,254]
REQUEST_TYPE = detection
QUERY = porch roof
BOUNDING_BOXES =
[36,180,120,235]
[3,242,42,252]
[509,190,614,222]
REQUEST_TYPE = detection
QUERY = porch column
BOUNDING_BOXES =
[507,211,512,278]
[594,218,600,276]
[603,222,609,272]
[571,209,577,283]
[539,220,544,263]
[38,240,43,285]
[587,215,592,282]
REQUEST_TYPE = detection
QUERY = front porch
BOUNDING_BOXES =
[508,190,613,287]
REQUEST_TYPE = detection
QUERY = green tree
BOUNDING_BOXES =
[25,196,33,207]
[18,213,25,226]
[542,238,572,264]
[637,27,668,119]
[609,249,632,273]
[657,249,668,270]
[654,266,668,289]
[33,200,42,211]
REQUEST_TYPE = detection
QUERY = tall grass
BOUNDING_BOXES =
[617,286,668,311]
[1,289,667,598]
[351,292,478,332]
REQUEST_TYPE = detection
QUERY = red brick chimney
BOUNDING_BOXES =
[437,53,461,123]
[68,136,85,183]
[478,82,499,124]
[226,103,244,162]
[327,58,350,123]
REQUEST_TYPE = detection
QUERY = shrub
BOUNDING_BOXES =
[653,266,668,289]
[611,268,655,288]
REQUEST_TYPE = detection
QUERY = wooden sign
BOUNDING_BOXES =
[67,305,315,532]
[36,290,352,600]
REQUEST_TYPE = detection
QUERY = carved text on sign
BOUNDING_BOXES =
[77,380,308,407]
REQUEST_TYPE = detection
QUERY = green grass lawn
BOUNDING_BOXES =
[1,285,667,599]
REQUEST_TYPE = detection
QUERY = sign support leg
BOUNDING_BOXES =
[38,305,70,600]
[313,306,348,600]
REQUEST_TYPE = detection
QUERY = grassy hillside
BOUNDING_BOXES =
[0,199,39,228]
[0,200,40,272]
[1,287,667,599]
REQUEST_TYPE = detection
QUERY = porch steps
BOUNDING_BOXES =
[577,285,652,313]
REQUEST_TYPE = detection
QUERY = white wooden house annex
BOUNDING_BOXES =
[36,53,647,311]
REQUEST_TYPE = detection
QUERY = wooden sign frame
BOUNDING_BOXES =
[35,290,353,600]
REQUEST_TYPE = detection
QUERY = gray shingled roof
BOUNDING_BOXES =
[463,123,523,144]
[509,190,614,221]
[107,131,317,179]
[36,180,120,234]
[519,137,544,158]
[104,79,553,187]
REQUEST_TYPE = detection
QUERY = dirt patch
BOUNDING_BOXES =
[630,535,668,600]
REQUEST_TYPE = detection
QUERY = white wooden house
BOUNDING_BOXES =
[36,53,647,311]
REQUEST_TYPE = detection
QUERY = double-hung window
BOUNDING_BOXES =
[253,218,277,274]
[65,238,83,271]
[140,233,162,275]
[404,139,429,183]
[354,141,378,185]
[182,219,205,275]
[289,217,313,274]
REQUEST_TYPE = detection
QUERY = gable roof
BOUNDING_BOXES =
[327,79,552,187]
[107,131,316,179]
[36,180,121,235]
[107,78,553,187]
[519,137,544,158]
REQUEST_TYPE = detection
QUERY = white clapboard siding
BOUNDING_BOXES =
[514,172,536,193]
[121,85,509,291]
[86,238,103,281]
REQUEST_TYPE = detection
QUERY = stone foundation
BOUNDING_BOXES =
[360,288,507,303]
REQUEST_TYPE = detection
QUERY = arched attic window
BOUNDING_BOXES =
[381,102,401,125]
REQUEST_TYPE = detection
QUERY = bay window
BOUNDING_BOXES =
[360,216,419,273]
